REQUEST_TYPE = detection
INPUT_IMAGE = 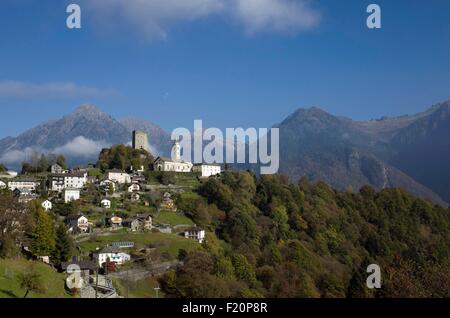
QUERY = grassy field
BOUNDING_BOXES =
[119,204,157,215]
[154,211,194,226]
[88,168,102,177]
[178,190,202,200]
[113,276,165,298]
[146,172,201,188]
[174,173,201,187]
[77,232,200,258]
[0,259,70,298]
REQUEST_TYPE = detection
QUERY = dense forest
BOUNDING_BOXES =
[161,171,450,298]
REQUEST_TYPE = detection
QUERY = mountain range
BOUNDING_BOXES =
[276,101,450,205]
[0,102,449,205]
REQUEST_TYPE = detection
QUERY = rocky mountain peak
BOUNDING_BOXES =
[69,104,109,120]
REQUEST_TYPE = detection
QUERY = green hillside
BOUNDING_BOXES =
[158,171,450,298]
[78,232,199,258]
[0,259,70,298]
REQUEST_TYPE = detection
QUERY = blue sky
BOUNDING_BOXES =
[0,0,450,138]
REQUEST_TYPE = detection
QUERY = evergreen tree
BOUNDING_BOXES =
[21,162,34,174]
[38,154,49,172]
[111,151,125,170]
[30,209,56,258]
[56,154,67,169]
[53,224,75,264]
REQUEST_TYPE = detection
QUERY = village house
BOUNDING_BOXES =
[130,192,140,202]
[38,256,51,264]
[184,227,206,243]
[109,215,123,229]
[0,180,6,189]
[61,259,97,273]
[50,174,65,192]
[8,176,39,192]
[100,179,116,191]
[13,188,38,203]
[66,214,89,233]
[136,214,153,230]
[94,247,131,268]
[101,199,111,209]
[107,170,131,184]
[122,218,141,232]
[160,192,176,211]
[63,188,80,203]
[61,259,97,288]
[128,183,140,193]
[41,199,52,211]
[192,164,222,178]
[51,163,68,174]
[71,167,89,174]
[129,165,145,173]
[131,174,146,184]
[64,172,87,189]
[50,172,87,192]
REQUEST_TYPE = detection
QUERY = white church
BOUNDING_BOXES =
[152,139,221,177]
[153,140,193,173]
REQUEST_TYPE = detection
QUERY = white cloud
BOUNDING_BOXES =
[0,148,36,165]
[0,136,110,165]
[84,0,224,40]
[52,136,110,158]
[230,0,320,35]
[0,136,162,166]
[0,81,117,99]
[83,0,320,40]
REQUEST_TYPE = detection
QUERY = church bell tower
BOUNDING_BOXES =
[172,140,181,161]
